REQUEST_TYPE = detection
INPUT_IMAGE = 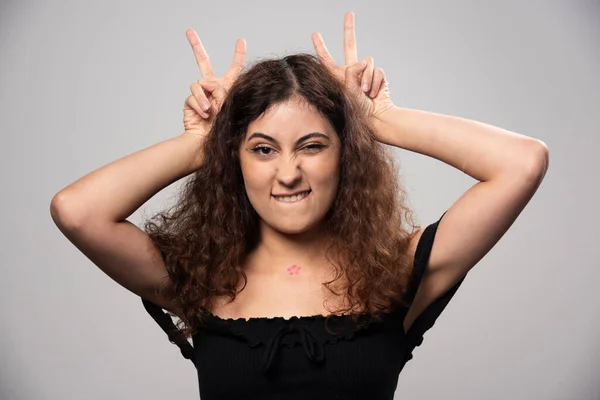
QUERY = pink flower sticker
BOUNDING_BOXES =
[286,265,301,275]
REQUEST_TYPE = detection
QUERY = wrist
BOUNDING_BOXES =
[370,104,398,145]
[179,132,207,171]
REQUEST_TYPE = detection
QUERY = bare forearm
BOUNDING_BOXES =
[373,106,549,182]
[51,133,206,225]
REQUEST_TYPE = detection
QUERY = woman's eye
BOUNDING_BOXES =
[252,146,274,156]
[303,144,326,151]
[251,144,325,157]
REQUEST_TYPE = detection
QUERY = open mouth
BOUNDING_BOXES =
[272,190,311,204]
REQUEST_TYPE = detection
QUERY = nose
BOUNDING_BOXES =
[275,155,303,187]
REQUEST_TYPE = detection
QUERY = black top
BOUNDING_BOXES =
[142,213,467,399]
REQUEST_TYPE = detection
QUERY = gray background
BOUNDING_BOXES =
[1,0,599,399]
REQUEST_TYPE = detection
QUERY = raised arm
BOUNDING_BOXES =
[313,12,549,332]
[50,32,246,316]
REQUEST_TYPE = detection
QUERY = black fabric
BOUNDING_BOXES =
[142,213,466,399]
[141,298,196,367]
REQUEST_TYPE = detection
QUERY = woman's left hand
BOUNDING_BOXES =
[311,12,394,121]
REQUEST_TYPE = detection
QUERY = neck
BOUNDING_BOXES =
[246,221,332,277]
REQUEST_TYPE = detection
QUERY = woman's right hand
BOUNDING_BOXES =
[182,30,246,137]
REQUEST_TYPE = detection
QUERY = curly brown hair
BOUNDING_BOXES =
[144,53,418,338]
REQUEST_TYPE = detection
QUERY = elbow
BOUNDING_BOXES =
[50,191,85,231]
[520,139,550,183]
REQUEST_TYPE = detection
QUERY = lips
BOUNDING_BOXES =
[272,189,311,197]
[272,190,311,203]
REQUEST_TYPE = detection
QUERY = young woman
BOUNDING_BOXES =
[50,12,549,400]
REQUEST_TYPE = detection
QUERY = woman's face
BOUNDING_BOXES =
[239,98,341,235]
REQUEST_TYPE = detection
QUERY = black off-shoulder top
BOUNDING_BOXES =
[142,213,466,399]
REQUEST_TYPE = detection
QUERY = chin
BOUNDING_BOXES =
[264,219,320,236]
[274,224,313,235]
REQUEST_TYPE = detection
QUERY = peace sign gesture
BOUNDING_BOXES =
[182,30,246,136]
[311,12,393,120]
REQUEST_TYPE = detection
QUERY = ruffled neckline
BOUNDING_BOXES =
[199,307,374,323]
[194,306,407,348]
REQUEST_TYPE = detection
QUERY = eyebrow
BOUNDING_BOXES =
[246,132,330,146]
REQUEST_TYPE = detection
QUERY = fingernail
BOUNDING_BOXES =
[362,83,370,91]
[359,60,366,66]
[202,102,211,111]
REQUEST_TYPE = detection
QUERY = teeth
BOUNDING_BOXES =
[273,191,310,203]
